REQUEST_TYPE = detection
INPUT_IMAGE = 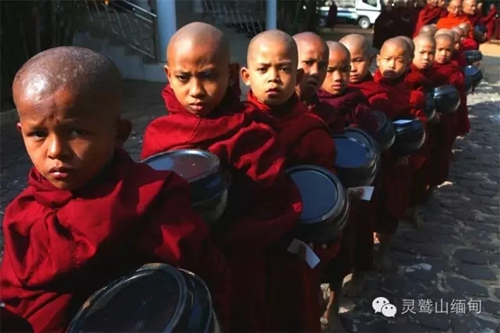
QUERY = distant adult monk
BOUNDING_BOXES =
[481,4,498,40]
[373,0,400,49]
[436,0,473,36]
[328,1,338,31]
[413,0,447,36]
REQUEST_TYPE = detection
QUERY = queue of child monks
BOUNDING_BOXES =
[0,18,477,333]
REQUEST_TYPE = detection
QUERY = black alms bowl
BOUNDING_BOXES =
[372,111,395,150]
[463,50,483,65]
[433,85,460,115]
[286,165,349,244]
[142,149,231,226]
[464,65,483,93]
[67,263,218,333]
[391,117,426,156]
[424,93,437,121]
[334,135,378,187]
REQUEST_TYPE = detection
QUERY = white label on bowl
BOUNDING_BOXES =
[287,239,320,269]
[393,119,413,125]
[347,186,375,201]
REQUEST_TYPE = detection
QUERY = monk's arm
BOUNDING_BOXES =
[295,129,337,174]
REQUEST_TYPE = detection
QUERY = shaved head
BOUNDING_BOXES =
[413,34,436,46]
[419,24,438,36]
[167,22,229,65]
[462,0,477,15]
[458,22,471,33]
[435,32,455,44]
[293,31,327,50]
[452,26,465,36]
[340,34,371,57]
[448,0,462,15]
[380,37,412,58]
[396,36,415,54]
[326,41,351,59]
[436,28,454,36]
[248,30,298,66]
[13,46,123,119]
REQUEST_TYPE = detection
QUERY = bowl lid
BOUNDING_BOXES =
[178,270,214,333]
[392,118,423,134]
[463,65,481,77]
[286,165,344,225]
[434,85,459,96]
[142,149,220,183]
[373,111,388,132]
[334,136,371,168]
[67,263,188,332]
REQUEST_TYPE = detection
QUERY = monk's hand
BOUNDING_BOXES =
[347,188,365,202]
[397,155,410,165]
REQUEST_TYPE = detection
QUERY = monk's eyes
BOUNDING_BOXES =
[176,75,189,82]
[353,58,364,64]
[303,60,314,66]
[256,67,267,73]
[279,67,292,73]
[27,130,47,140]
[69,129,90,137]
[199,72,217,80]
[318,62,327,70]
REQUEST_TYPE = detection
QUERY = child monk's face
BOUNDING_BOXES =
[452,31,462,51]
[296,39,328,100]
[166,40,230,116]
[322,48,350,96]
[242,40,300,106]
[15,87,130,190]
[435,37,454,63]
[413,40,435,69]
[345,44,372,84]
[377,42,409,80]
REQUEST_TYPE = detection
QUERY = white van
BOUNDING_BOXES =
[317,0,382,29]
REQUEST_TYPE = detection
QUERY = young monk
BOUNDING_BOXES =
[374,38,427,270]
[406,34,438,225]
[0,46,231,333]
[418,24,439,35]
[341,34,391,110]
[140,22,302,333]
[431,33,467,183]
[317,41,378,317]
[450,27,469,67]
[241,29,337,333]
[435,32,469,137]
[458,22,480,50]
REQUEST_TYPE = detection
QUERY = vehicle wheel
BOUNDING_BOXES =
[358,17,370,29]
[318,17,328,28]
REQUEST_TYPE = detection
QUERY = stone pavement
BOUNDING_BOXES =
[1,52,499,333]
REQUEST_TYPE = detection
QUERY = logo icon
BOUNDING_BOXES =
[372,297,397,318]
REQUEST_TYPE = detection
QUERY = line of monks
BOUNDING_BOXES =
[373,0,498,50]
[0,16,479,333]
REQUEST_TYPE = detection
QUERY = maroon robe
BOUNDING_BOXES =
[413,5,445,36]
[247,91,338,333]
[315,88,379,275]
[406,64,437,205]
[0,150,231,333]
[141,85,302,333]
[462,37,480,50]
[373,70,427,233]
[483,7,498,39]
[452,49,469,68]
[429,61,467,185]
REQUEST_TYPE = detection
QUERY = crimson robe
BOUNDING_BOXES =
[141,85,302,332]
[406,64,436,205]
[247,91,338,333]
[483,7,498,39]
[413,5,446,36]
[373,70,427,233]
[429,61,467,185]
[452,49,468,67]
[462,37,480,51]
[373,10,401,49]
[315,88,379,275]
[0,150,231,333]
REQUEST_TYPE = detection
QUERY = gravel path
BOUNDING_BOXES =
[0,52,498,332]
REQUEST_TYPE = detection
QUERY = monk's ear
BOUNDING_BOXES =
[295,68,304,86]
[115,119,132,149]
[240,66,251,86]
[376,54,382,68]
[16,122,22,134]
[164,65,172,82]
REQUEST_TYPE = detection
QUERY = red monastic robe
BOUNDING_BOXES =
[247,91,338,333]
[141,85,303,332]
[437,14,474,37]
[430,61,468,185]
[373,70,427,232]
[0,150,232,333]
[315,88,379,275]
[413,5,446,36]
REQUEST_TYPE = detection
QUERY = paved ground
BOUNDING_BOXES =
[0,40,498,332]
